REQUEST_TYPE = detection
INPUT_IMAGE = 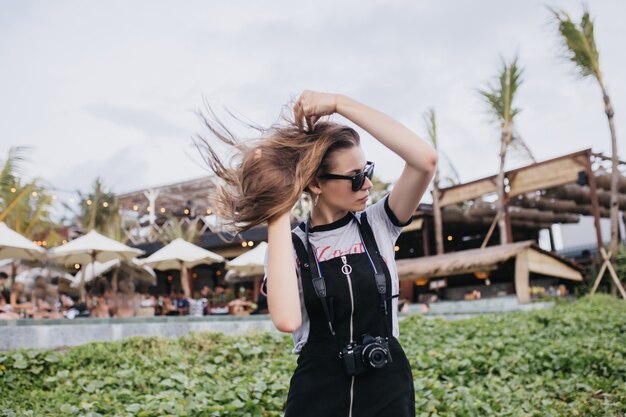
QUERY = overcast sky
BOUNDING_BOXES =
[1,0,624,208]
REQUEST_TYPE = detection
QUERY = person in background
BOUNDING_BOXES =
[0,289,19,320]
[10,282,33,318]
[198,285,213,315]
[175,290,190,316]
[58,294,80,319]
[211,284,227,308]
[163,292,178,316]
[0,272,11,304]
[31,278,63,319]
[112,279,137,318]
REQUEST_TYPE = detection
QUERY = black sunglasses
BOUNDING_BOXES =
[319,161,375,192]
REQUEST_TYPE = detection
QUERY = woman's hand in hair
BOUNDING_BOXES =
[295,90,340,130]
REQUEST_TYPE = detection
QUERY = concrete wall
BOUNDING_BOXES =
[0,315,280,351]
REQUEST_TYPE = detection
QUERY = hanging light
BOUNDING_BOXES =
[415,278,429,286]
[102,202,109,208]
[248,241,254,247]
[132,205,139,211]
[242,242,248,247]
[394,245,400,252]
[86,199,92,206]
[474,271,489,280]
[160,208,166,213]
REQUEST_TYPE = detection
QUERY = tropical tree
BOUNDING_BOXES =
[552,7,621,264]
[69,178,122,240]
[0,147,56,241]
[0,147,30,222]
[158,216,202,244]
[478,56,524,245]
[424,108,444,255]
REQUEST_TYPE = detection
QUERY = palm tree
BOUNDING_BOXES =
[424,108,444,255]
[158,216,202,244]
[0,147,30,223]
[0,147,55,241]
[478,56,524,245]
[552,7,621,264]
[72,178,122,240]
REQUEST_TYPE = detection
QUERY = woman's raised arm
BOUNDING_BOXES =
[297,91,438,224]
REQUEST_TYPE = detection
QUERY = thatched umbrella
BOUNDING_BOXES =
[48,230,144,302]
[140,238,224,297]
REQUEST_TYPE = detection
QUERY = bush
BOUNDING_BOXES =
[1,294,625,416]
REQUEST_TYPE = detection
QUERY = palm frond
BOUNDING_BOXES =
[551,7,601,80]
[478,56,524,125]
[511,133,536,162]
[423,108,437,148]
[439,150,462,186]
[0,146,30,191]
[0,183,35,222]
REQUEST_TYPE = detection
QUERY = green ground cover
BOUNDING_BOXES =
[1,294,625,417]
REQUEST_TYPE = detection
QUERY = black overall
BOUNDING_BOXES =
[284,213,415,417]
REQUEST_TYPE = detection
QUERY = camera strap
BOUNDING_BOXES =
[302,221,337,337]
[352,212,394,341]
[292,231,344,356]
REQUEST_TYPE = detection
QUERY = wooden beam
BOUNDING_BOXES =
[527,249,583,281]
[439,179,497,207]
[422,219,431,256]
[398,265,499,281]
[438,149,593,207]
[515,249,530,304]
[585,152,604,250]
[508,154,588,197]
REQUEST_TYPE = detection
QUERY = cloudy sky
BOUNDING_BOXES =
[1,0,624,209]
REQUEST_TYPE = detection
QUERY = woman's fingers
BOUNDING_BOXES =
[294,90,335,131]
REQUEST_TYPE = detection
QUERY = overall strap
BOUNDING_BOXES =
[291,232,309,270]
[355,212,386,296]
[292,231,338,343]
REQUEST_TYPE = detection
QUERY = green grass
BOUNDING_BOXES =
[1,294,625,417]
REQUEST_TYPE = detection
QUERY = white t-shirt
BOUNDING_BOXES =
[263,193,411,354]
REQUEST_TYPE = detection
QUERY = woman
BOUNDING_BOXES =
[200,91,437,417]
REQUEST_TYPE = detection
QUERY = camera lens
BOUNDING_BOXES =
[363,345,388,368]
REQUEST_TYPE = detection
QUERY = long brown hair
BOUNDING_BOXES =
[196,102,360,235]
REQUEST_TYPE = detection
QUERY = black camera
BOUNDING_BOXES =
[340,334,393,376]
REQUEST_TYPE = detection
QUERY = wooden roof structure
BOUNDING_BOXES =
[116,176,218,216]
[396,240,582,281]
[396,240,583,303]
[436,148,626,246]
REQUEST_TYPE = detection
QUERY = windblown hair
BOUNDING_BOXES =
[196,102,360,235]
